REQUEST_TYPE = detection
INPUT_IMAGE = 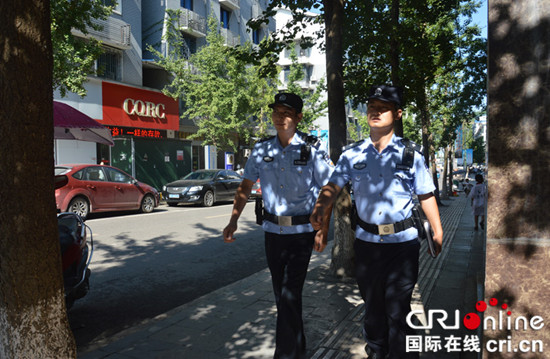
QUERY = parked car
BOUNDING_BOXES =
[55,164,160,219]
[163,169,242,207]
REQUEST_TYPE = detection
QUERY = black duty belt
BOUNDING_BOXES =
[264,212,311,226]
[357,216,415,235]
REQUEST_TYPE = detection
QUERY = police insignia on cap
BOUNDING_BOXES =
[375,88,383,96]
[280,95,286,101]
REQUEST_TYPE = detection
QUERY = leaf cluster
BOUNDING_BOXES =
[51,0,112,97]
[343,0,487,149]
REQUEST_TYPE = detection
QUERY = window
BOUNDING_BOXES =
[105,167,133,183]
[181,0,193,10]
[103,0,122,14]
[221,8,231,29]
[83,168,106,182]
[226,171,242,180]
[182,35,197,57]
[304,65,313,82]
[299,47,311,57]
[283,66,290,82]
[97,48,122,81]
[284,47,292,58]
[252,29,260,45]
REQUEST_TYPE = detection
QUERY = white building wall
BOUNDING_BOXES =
[274,8,329,133]
[55,141,98,165]
[275,8,366,145]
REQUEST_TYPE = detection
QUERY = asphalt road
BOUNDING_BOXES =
[69,201,266,353]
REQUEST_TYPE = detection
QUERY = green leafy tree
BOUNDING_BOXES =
[150,11,278,153]
[51,0,112,97]
[344,0,486,204]
[284,46,327,132]
[463,121,487,165]
[246,0,486,276]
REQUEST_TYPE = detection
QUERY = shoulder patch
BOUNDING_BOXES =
[342,139,365,152]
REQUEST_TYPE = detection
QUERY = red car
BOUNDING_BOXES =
[250,179,262,198]
[55,164,160,219]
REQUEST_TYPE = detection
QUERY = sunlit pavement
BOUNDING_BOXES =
[80,195,479,359]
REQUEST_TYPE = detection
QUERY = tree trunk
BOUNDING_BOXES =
[0,1,77,357]
[440,145,450,200]
[390,0,403,138]
[324,0,354,277]
[329,187,355,277]
[324,0,347,164]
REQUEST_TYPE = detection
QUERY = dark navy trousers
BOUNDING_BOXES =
[354,239,420,359]
[265,231,314,359]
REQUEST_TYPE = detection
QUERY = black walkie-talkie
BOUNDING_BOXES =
[255,197,263,225]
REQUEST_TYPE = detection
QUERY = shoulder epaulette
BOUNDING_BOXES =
[342,139,365,152]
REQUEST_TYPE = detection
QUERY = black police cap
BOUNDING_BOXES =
[368,85,404,109]
[268,92,303,113]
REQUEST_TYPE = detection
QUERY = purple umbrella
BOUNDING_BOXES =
[53,101,114,146]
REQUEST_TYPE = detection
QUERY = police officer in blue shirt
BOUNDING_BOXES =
[223,92,334,359]
[310,85,443,359]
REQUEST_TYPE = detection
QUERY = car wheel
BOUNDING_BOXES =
[140,194,155,213]
[67,197,89,220]
[202,190,214,207]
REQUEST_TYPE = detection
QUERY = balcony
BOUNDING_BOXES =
[220,28,240,47]
[179,9,206,38]
[220,0,240,11]
[72,17,131,49]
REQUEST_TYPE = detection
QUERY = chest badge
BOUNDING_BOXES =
[353,163,367,170]
[294,159,308,166]
[263,156,274,162]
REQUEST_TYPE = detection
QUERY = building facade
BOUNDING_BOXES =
[274,8,365,151]
[54,0,275,190]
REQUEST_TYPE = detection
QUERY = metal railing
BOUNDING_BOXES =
[73,17,131,49]
[179,9,206,37]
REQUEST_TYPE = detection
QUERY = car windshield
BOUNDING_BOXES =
[183,171,217,180]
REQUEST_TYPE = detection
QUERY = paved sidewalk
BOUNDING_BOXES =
[81,195,482,359]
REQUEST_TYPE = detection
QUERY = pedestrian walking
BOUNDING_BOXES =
[310,85,443,359]
[469,174,486,230]
[223,92,334,359]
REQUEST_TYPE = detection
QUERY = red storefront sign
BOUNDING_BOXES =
[102,82,179,131]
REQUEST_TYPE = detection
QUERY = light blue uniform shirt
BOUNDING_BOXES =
[244,132,334,235]
[329,135,435,243]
